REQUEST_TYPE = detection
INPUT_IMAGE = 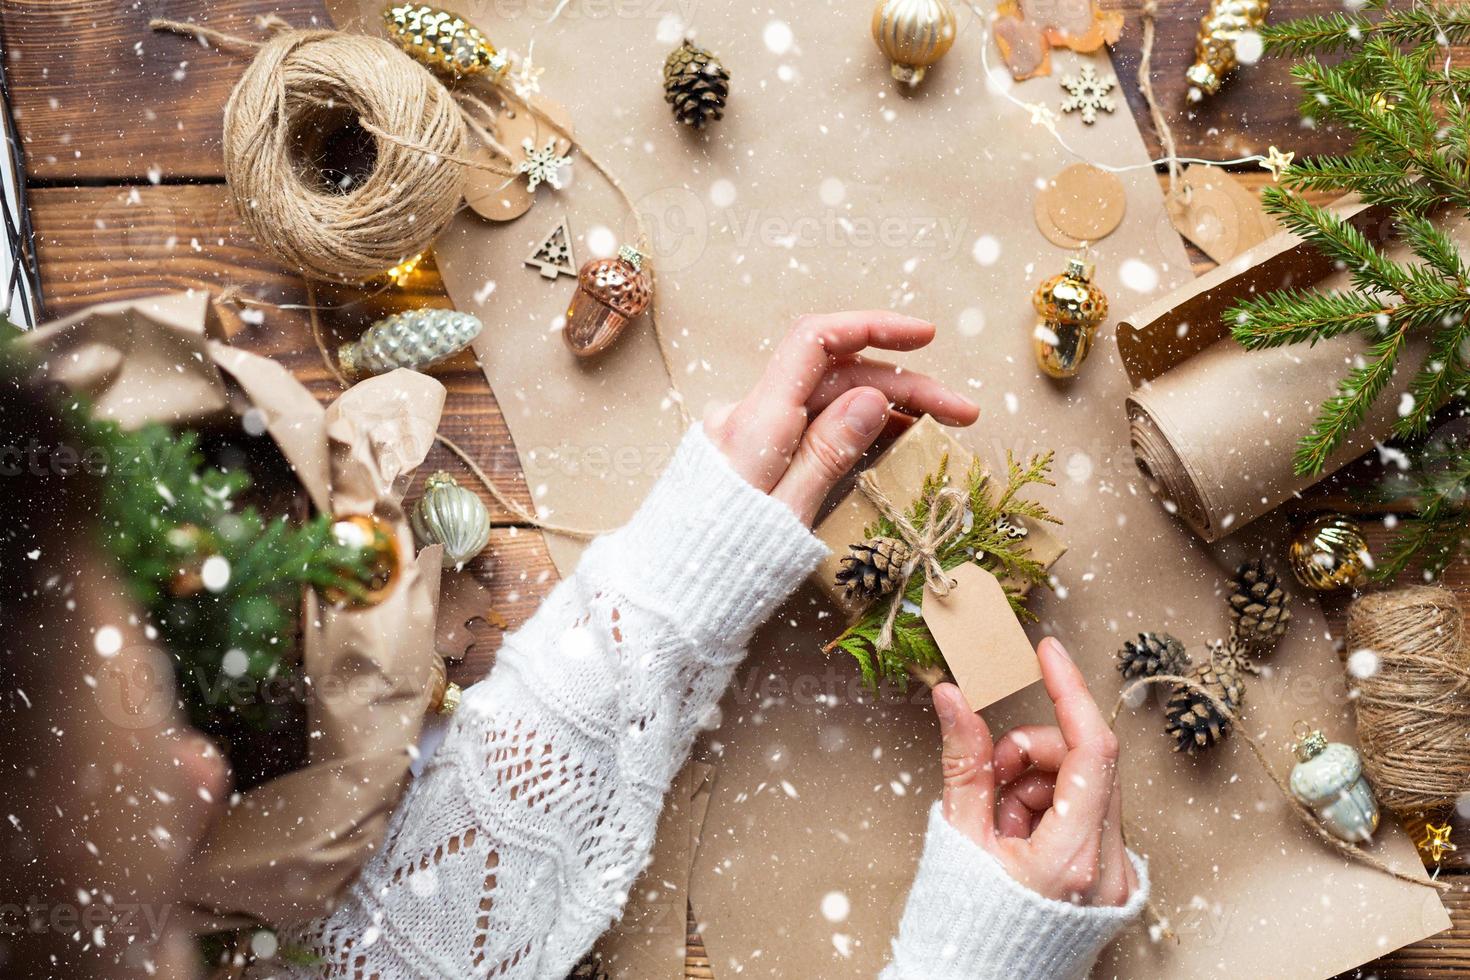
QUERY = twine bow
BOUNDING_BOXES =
[856,471,969,650]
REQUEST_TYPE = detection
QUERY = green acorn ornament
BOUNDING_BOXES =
[411,472,492,571]
[1288,725,1380,844]
[339,309,483,379]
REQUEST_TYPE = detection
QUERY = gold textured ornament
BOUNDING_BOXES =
[322,514,402,608]
[411,471,492,570]
[1185,0,1270,100]
[564,245,653,357]
[339,309,484,379]
[383,4,506,77]
[871,0,957,86]
[1031,257,1109,380]
[427,656,463,716]
[1288,514,1371,592]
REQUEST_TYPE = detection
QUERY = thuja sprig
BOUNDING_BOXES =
[828,451,1060,693]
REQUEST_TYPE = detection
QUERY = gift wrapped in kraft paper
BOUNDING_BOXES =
[21,292,448,930]
[1121,200,1441,542]
[812,415,1066,710]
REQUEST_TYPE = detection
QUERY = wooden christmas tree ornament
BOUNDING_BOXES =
[525,218,578,280]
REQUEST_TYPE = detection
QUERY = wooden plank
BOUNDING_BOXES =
[26,183,538,523]
[1108,0,1352,164]
[0,0,331,181]
[0,0,1351,183]
[1357,883,1470,979]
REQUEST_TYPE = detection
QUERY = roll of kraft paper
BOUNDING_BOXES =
[1119,200,1440,542]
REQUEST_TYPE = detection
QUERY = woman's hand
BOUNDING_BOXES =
[704,311,979,526]
[932,637,1139,907]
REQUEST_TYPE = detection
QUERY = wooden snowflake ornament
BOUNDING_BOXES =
[1059,64,1117,124]
[515,138,572,192]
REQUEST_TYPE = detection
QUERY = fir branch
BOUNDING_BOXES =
[1374,426,1470,580]
[1263,6,1470,56]
[1294,327,1410,474]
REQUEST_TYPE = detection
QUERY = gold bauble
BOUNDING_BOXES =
[426,656,463,716]
[871,0,957,86]
[1288,514,1371,592]
[1184,0,1271,100]
[323,514,403,607]
[1031,257,1109,380]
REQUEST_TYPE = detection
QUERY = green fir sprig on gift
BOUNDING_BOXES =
[88,419,370,731]
[1225,0,1470,577]
[828,452,1059,693]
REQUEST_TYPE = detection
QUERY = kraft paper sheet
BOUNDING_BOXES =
[1122,201,1441,543]
[329,1,1448,975]
[22,292,448,929]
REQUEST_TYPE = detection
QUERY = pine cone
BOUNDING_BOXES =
[1228,558,1291,651]
[835,536,913,603]
[1163,640,1249,755]
[1116,631,1190,681]
[663,40,730,129]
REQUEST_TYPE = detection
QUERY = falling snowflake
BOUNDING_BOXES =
[1059,64,1117,125]
[515,138,571,193]
[507,52,545,99]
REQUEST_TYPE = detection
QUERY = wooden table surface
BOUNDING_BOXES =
[2,2,1467,976]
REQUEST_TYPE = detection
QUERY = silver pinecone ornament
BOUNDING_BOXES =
[339,309,483,379]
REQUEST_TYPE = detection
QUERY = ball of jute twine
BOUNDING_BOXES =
[1347,586,1470,820]
[223,28,466,283]
[153,17,472,283]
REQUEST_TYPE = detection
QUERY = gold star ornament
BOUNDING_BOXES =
[1418,822,1457,864]
[1261,145,1294,182]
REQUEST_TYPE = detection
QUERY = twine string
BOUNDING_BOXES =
[1111,675,1449,893]
[855,473,968,650]
[1138,0,1186,204]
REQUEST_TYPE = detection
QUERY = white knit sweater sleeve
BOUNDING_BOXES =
[277,424,828,980]
[880,802,1150,980]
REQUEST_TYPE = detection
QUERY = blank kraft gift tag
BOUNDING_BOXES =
[922,564,1042,709]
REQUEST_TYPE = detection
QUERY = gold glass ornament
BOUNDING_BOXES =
[382,4,506,77]
[1032,257,1109,380]
[1185,0,1270,100]
[339,309,484,379]
[322,514,402,608]
[871,0,957,86]
[411,471,492,570]
[1288,514,1371,592]
[427,656,463,716]
[565,245,653,357]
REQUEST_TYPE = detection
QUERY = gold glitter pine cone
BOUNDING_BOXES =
[383,4,506,77]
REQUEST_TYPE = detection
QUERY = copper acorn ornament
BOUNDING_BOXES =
[564,245,652,357]
[871,0,957,86]
[1289,727,1379,844]
[339,309,483,379]
[1185,0,1270,101]
[411,471,492,570]
[1288,514,1371,592]
[1032,257,1109,380]
[383,3,507,77]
